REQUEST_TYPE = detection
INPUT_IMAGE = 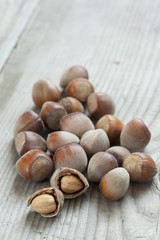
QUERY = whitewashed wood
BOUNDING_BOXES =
[0,0,160,239]
[0,0,40,72]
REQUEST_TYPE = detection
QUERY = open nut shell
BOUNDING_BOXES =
[50,168,89,199]
[28,187,64,217]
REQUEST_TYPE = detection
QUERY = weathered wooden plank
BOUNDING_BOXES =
[0,0,160,239]
[0,0,40,72]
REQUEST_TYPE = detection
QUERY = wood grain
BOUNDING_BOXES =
[0,0,160,239]
[0,0,40,72]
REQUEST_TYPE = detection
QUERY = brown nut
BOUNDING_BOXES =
[65,78,94,102]
[87,152,118,182]
[120,118,151,152]
[60,112,94,138]
[122,152,157,183]
[15,131,47,156]
[100,168,130,201]
[32,79,60,107]
[107,146,130,166]
[50,167,89,199]
[14,110,44,136]
[87,92,115,119]
[96,115,123,144]
[59,97,84,113]
[53,143,88,173]
[47,131,79,154]
[16,150,53,182]
[28,187,64,217]
[40,101,67,131]
[60,65,88,88]
[80,129,110,158]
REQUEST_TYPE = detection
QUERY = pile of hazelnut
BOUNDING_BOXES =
[13,65,157,218]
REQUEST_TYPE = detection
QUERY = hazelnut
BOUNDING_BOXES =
[60,112,94,138]
[40,101,67,130]
[96,115,123,144]
[65,78,94,102]
[87,152,118,182]
[122,152,157,182]
[80,129,110,158]
[60,65,88,88]
[50,167,89,199]
[14,110,44,136]
[87,92,115,119]
[28,187,64,217]
[59,97,84,113]
[53,143,88,173]
[15,131,47,156]
[120,118,151,152]
[16,149,53,181]
[107,146,130,166]
[32,78,60,107]
[47,131,79,154]
[100,168,130,201]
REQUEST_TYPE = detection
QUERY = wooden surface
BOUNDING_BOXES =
[0,0,160,239]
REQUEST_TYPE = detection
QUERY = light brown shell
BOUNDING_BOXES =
[80,129,110,158]
[60,112,95,138]
[53,143,88,172]
[60,65,88,88]
[32,79,60,107]
[120,118,151,152]
[87,92,115,119]
[59,97,84,113]
[13,110,44,136]
[87,152,118,182]
[107,146,130,167]
[28,187,64,217]
[15,131,47,156]
[47,131,79,154]
[122,152,157,182]
[50,167,89,199]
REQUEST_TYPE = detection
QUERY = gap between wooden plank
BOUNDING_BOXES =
[0,0,41,74]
